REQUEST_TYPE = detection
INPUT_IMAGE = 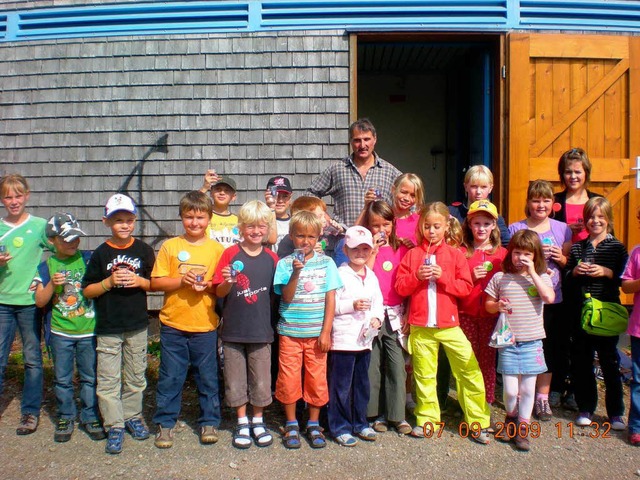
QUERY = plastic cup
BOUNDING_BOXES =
[229,266,238,283]
[294,249,306,264]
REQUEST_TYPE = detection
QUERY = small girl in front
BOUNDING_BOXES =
[395,202,491,443]
[485,229,555,452]
[329,226,384,447]
[621,208,640,447]
[459,200,507,405]
[361,201,412,434]
[565,197,628,431]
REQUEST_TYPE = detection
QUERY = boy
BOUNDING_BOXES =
[329,226,384,447]
[200,172,240,248]
[273,211,342,449]
[83,194,155,454]
[34,213,103,443]
[264,176,293,252]
[213,200,278,449]
[277,196,330,259]
[151,191,224,449]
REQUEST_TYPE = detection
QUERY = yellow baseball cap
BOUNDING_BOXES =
[467,200,498,219]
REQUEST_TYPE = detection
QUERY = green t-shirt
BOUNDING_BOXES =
[0,214,48,306]
[39,252,96,337]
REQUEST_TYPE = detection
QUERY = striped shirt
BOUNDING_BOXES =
[306,153,402,227]
[485,271,552,342]
[565,234,628,304]
[274,252,342,338]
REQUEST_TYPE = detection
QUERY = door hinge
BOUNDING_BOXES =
[501,65,506,79]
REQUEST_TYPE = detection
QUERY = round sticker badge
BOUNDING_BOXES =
[483,261,493,272]
[177,251,190,262]
[13,237,24,248]
[382,261,393,272]
[528,286,538,297]
[304,281,316,292]
[232,260,244,272]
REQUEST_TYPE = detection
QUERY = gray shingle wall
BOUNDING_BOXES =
[0,30,351,254]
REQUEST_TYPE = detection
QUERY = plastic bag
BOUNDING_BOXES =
[489,312,515,348]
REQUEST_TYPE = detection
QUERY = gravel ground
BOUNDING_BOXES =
[0,354,638,480]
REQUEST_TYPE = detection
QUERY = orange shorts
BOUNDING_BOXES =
[275,336,328,407]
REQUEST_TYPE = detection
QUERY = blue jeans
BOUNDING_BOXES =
[50,333,99,424]
[0,304,43,415]
[629,335,640,434]
[328,350,371,436]
[153,325,220,428]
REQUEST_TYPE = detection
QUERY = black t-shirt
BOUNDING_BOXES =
[213,244,278,343]
[82,238,156,334]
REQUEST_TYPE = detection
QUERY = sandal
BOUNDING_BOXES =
[393,420,413,435]
[232,424,252,449]
[305,424,326,449]
[251,422,273,447]
[372,417,388,432]
[280,424,301,449]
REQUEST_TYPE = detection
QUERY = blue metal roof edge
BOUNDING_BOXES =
[1,0,640,42]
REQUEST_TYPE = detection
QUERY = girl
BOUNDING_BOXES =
[459,200,507,405]
[621,208,640,446]
[330,226,384,447]
[553,148,601,243]
[508,180,572,421]
[360,201,411,434]
[395,202,491,443]
[565,197,628,430]
[0,174,48,435]
[485,229,555,452]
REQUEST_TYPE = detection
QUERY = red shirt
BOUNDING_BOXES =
[457,246,507,318]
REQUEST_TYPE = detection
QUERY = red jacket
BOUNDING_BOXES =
[395,241,473,329]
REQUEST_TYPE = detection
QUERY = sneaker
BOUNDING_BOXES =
[609,416,626,431]
[356,427,377,441]
[124,417,149,440]
[548,391,562,408]
[629,432,640,446]
[199,425,219,444]
[513,424,530,452]
[105,427,125,454]
[154,425,174,449]
[409,425,425,438]
[16,414,39,435]
[334,433,358,447]
[54,419,74,443]
[534,398,553,421]
[83,421,107,441]
[576,412,592,427]
[371,417,388,432]
[562,393,579,411]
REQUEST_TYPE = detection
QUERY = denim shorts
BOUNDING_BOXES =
[497,339,547,375]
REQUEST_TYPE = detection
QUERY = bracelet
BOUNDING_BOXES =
[101,279,112,292]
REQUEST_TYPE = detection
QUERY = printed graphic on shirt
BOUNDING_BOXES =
[53,271,95,320]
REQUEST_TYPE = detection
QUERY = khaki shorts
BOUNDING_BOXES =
[223,342,272,408]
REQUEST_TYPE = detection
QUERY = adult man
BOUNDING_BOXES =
[306,119,402,227]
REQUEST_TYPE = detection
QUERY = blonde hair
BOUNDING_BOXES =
[179,191,213,217]
[0,174,29,197]
[461,213,500,257]
[464,165,494,186]
[238,200,274,229]
[289,210,323,236]
[447,216,463,248]
[583,196,614,234]
[392,173,425,211]
[525,179,555,216]
[416,202,458,246]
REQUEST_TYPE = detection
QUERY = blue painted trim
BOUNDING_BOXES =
[1,0,640,42]
[482,49,491,168]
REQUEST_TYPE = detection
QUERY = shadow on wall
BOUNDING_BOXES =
[117,133,171,249]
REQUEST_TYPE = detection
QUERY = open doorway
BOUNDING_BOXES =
[356,34,502,204]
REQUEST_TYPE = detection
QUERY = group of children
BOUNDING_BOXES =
[0,149,638,455]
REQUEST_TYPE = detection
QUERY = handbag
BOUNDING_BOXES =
[580,293,629,336]
[489,312,515,348]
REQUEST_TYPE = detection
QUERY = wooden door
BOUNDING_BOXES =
[507,33,640,251]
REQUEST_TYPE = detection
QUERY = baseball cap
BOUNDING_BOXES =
[46,212,86,242]
[266,176,293,194]
[467,200,498,219]
[344,226,373,249]
[211,176,237,192]
[104,193,137,218]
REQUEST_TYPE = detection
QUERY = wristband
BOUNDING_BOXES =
[101,279,112,292]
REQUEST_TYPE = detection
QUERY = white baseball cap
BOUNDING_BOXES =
[104,194,137,218]
[344,226,373,248]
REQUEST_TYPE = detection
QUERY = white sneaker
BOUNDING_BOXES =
[576,412,592,427]
[610,416,626,431]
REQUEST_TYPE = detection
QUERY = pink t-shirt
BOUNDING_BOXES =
[373,244,408,306]
[621,245,640,338]
[565,203,588,243]
[395,213,419,246]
